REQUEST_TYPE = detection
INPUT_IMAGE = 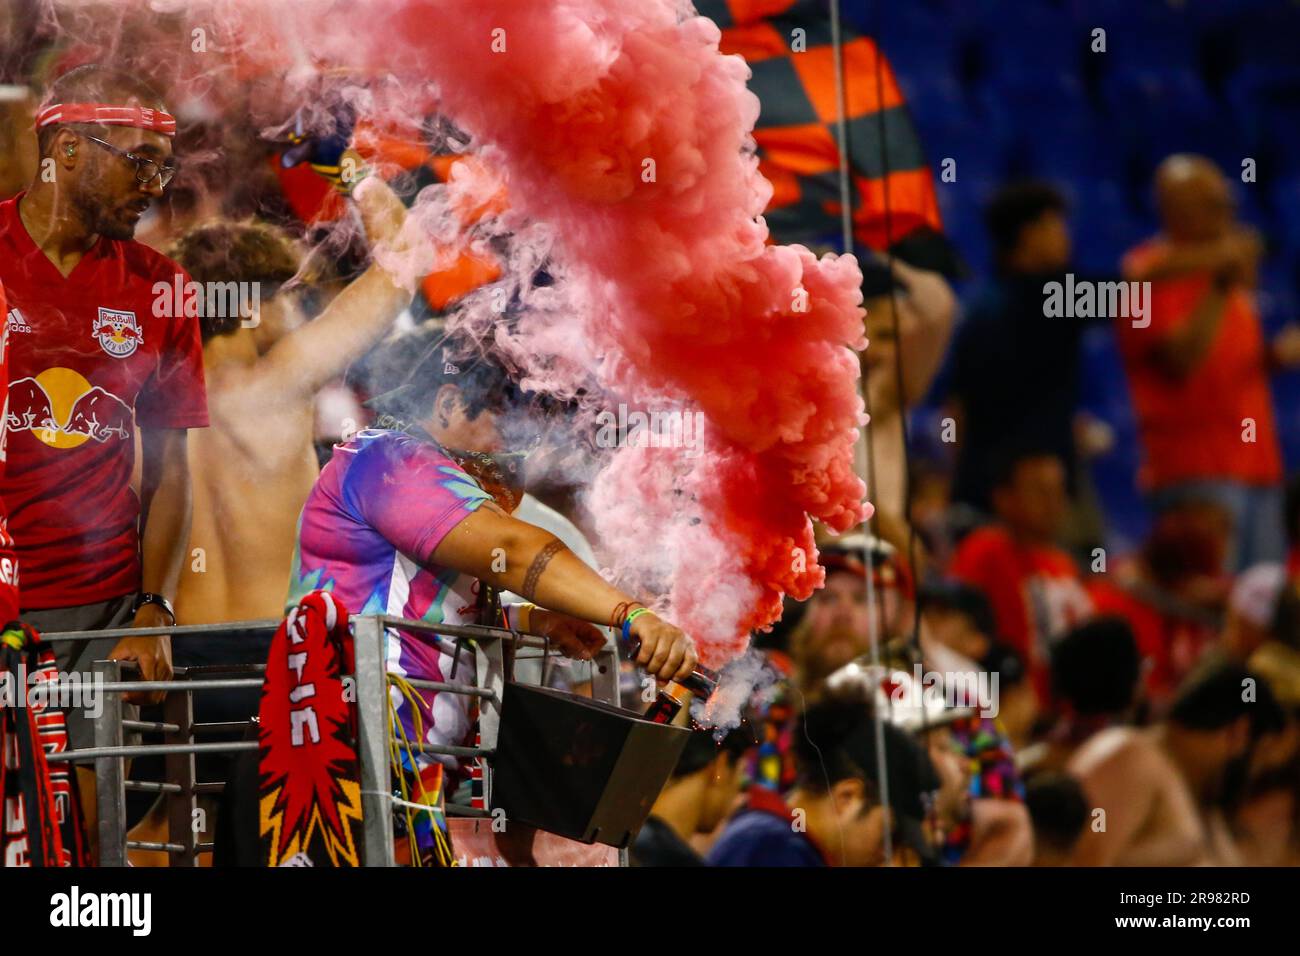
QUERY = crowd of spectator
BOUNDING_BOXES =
[2,2,1299,868]
[634,157,1300,866]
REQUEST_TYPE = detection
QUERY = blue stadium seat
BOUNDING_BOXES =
[1257,262,1299,334]
[1021,117,1132,183]
[1067,179,1147,275]
[982,71,1090,117]
[1101,67,1243,174]
[895,71,965,126]
[934,174,998,276]
[1234,178,1273,239]
[1231,5,1300,69]
[976,74,1122,181]
[873,1,959,84]
[911,113,1010,185]
[866,0,1300,511]
[1227,64,1300,178]
[1078,325,1150,551]
[1076,0,1199,72]
[972,8,1088,88]
[1270,179,1300,264]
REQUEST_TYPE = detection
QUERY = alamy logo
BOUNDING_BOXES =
[49,886,151,936]
[0,661,102,717]
[889,664,1001,719]
[1043,273,1151,327]
[151,276,261,327]
[594,403,706,458]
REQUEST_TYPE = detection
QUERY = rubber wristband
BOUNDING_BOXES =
[622,606,651,643]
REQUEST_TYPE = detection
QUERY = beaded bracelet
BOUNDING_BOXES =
[609,601,630,629]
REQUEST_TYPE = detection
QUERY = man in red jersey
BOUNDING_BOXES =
[0,64,208,844]
[949,449,1093,705]
[1119,155,1300,572]
[0,279,15,625]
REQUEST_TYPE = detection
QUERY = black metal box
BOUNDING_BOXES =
[490,682,690,848]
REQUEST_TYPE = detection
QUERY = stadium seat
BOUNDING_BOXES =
[1228,64,1300,179]
[1231,4,1300,70]
[1080,0,1199,73]
[872,1,959,86]
[969,2,1087,85]
[1269,178,1300,262]
[874,0,1300,522]
[1078,325,1149,551]
[1256,262,1299,334]
[1101,68,1242,173]
[934,174,996,276]
[1068,179,1147,275]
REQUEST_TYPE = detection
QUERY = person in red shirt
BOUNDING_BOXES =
[0,279,15,625]
[0,65,208,844]
[1087,498,1229,712]
[1119,154,1300,572]
[949,450,1093,704]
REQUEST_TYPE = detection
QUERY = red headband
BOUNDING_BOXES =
[35,102,176,137]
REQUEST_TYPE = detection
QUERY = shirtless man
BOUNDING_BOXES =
[855,255,955,564]
[1068,660,1265,866]
[126,174,413,864]
[170,175,411,623]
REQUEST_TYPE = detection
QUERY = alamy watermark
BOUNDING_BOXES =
[152,276,261,327]
[50,886,151,936]
[0,664,103,718]
[1043,273,1150,328]
[889,664,1000,720]
[594,403,706,458]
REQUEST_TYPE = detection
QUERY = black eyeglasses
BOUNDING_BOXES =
[78,133,177,188]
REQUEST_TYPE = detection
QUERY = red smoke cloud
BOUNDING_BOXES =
[241,0,869,665]
[56,0,871,665]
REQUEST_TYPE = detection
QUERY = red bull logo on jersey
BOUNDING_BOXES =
[93,307,143,358]
[6,369,132,449]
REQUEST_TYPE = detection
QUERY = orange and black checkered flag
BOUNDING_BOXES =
[700,0,952,271]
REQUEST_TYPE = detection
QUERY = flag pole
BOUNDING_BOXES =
[829,0,894,866]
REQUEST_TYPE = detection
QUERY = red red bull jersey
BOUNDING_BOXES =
[0,279,14,623]
[0,196,209,610]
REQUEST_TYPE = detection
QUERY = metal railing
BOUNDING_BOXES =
[38,614,622,866]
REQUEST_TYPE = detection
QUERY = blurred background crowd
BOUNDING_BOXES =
[3,0,1300,866]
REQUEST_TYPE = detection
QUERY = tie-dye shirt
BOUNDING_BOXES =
[287,428,493,775]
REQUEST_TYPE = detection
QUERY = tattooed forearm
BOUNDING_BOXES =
[520,539,565,600]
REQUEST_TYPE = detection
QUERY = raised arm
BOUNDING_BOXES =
[1151,280,1230,381]
[261,175,415,394]
[1122,228,1261,283]
[430,503,699,682]
[890,259,956,407]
